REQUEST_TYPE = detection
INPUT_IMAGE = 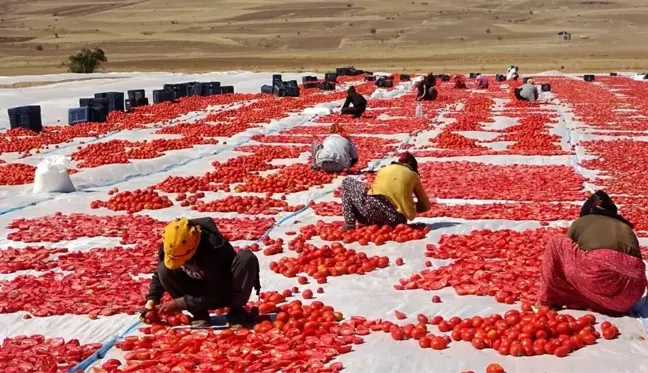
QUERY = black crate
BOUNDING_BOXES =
[204,82,221,95]
[302,76,317,84]
[8,105,43,132]
[303,82,319,89]
[400,74,411,81]
[153,89,176,104]
[274,84,285,97]
[132,97,149,107]
[584,74,595,82]
[325,73,338,83]
[440,74,451,82]
[127,89,146,101]
[68,107,90,125]
[319,82,336,91]
[541,83,551,92]
[348,68,363,76]
[284,80,298,87]
[272,74,282,85]
[125,100,132,112]
[469,73,478,79]
[79,98,95,107]
[335,67,350,76]
[220,86,234,94]
[364,75,376,82]
[261,85,274,94]
[284,86,300,97]
[610,72,618,76]
[95,92,125,112]
[495,74,506,82]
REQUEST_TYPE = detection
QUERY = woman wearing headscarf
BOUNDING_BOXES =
[475,74,489,89]
[340,86,367,118]
[415,74,438,101]
[340,152,431,231]
[538,191,646,314]
[143,217,261,327]
[312,124,359,173]
[453,75,467,89]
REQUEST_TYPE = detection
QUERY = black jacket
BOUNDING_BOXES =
[343,92,367,108]
[147,218,237,310]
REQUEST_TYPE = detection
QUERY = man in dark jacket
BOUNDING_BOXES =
[143,217,260,327]
[340,86,367,118]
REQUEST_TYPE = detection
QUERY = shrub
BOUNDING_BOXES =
[66,48,107,73]
[486,28,491,34]
[370,28,376,34]
[497,35,503,40]
[35,45,43,51]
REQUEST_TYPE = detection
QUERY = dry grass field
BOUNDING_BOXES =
[1,0,648,75]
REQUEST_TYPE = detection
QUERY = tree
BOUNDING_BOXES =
[66,48,107,73]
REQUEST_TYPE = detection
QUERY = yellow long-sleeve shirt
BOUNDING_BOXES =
[368,164,431,220]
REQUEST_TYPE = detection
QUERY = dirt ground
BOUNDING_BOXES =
[1,0,647,76]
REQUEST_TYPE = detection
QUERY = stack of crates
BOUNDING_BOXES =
[204,82,221,95]
[153,89,176,104]
[127,90,148,108]
[324,73,337,83]
[79,97,110,123]
[7,106,43,132]
[94,92,125,113]
[220,86,235,94]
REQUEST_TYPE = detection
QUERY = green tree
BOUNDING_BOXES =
[66,48,107,73]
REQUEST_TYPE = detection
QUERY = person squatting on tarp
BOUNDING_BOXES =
[453,75,467,89]
[514,79,539,102]
[475,74,489,89]
[507,65,519,81]
[312,125,359,173]
[538,191,647,315]
[340,86,367,118]
[414,74,438,101]
[340,152,431,231]
[143,217,261,327]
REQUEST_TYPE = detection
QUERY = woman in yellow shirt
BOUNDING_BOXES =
[340,152,431,230]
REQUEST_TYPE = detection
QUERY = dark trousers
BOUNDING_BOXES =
[341,178,407,228]
[341,105,366,118]
[157,250,259,318]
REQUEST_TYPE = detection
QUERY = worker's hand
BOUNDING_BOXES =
[157,298,186,314]
[138,299,157,321]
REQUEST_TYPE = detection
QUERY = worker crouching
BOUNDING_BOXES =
[144,217,260,327]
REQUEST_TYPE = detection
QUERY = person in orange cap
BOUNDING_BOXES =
[143,217,260,327]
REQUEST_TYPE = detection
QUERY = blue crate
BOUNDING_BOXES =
[68,107,90,125]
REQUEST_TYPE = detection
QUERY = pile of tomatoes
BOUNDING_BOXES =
[297,221,430,245]
[235,164,337,193]
[0,335,102,373]
[396,228,566,303]
[269,241,389,278]
[90,188,174,212]
[0,163,37,185]
[193,195,303,215]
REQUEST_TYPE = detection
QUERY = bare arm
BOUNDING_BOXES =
[414,179,431,213]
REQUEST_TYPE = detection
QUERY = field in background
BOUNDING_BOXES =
[1,0,648,75]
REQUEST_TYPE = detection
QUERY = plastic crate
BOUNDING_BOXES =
[609,72,618,77]
[541,83,551,92]
[325,73,338,82]
[125,100,132,112]
[319,82,335,91]
[303,82,319,89]
[95,92,125,112]
[127,89,146,101]
[469,73,478,79]
[584,75,595,82]
[284,86,300,97]
[8,105,42,132]
[79,98,95,107]
[272,74,282,85]
[153,89,175,104]
[364,75,376,82]
[220,86,234,94]
[133,97,149,107]
[68,107,90,125]
[284,80,298,88]
[399,74,411,81]
[440,75,451,82]
[376,78,394,88]
[261,85,274,94]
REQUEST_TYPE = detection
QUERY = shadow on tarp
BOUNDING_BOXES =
[424,221,462,230]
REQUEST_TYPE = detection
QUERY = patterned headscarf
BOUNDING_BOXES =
[580,190,633,227]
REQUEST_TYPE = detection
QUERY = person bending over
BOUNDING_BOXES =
[453,75,467,89]
[415,75,438,101]
[340,152,431,231]
[340,86,367,118]
[143,217,260,327]
[312,126,359,173]
[475,74,489,89]
[538,191,646,315]
[514,79,539,102]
